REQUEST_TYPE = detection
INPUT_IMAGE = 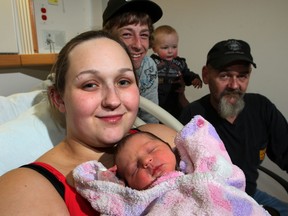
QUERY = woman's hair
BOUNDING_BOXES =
[50,30,135,96]
[47,30,137,127]
[103,11,154,47]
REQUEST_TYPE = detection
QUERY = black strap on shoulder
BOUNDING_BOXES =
[20,164,65,200]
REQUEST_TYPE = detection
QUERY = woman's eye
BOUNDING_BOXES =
[118,79,131,86]
[82,82,97,90]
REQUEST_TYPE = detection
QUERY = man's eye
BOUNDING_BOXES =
[141,34,149,39]
[121,33,131,38]
[237,74,249,81]
[220,74,228,78]
[219,73,229,80]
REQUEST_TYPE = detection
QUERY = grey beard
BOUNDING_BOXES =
[218,93,245,119]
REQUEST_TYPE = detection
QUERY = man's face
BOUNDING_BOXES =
[202,62,252,118]
[114,24,150,69]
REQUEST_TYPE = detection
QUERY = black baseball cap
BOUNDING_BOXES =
[103,0,163,26]
[206,39,257,69]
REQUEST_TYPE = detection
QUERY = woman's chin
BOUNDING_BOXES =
[102,131,127,145]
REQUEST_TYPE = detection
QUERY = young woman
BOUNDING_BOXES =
[0,30,176,215]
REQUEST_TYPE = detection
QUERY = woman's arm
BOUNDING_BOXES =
[0,168,69,215]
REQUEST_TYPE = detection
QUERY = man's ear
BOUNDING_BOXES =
[202,66,209,84]
[48,87,65,113]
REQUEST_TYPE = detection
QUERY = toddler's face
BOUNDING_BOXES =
[153,32,178,61]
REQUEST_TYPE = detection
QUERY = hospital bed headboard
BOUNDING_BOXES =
[134,96,184,131]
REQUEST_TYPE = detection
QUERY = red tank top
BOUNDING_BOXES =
[22,129,140,215]
[29,162,97,216]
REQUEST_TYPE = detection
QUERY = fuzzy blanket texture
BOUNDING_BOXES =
[73,115,269,216]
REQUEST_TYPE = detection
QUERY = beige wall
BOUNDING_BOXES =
[153,0,288,119]
[2,0,287,120]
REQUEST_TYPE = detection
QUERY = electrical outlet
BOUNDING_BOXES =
[42,30,65,52]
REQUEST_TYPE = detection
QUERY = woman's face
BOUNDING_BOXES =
[61,38,139,148]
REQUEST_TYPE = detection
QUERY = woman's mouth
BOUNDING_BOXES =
[99,114,123,123]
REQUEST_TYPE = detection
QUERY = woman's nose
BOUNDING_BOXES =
[101,86,121,109]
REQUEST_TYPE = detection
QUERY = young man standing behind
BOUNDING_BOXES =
[103,0,163,123]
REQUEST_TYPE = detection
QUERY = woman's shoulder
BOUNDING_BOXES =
[0,167,69,215]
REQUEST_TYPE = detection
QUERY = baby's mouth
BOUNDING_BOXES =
[152,165,164,177]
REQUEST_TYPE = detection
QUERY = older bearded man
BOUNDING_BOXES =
[179,39,288,216]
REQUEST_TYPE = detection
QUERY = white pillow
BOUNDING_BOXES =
[0,90,44,125]
[0,100,65,175]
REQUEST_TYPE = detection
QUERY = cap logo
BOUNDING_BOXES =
[225,40,244,55]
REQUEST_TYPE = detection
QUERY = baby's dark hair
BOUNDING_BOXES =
[114,131,180,181]
[115,131,172,159]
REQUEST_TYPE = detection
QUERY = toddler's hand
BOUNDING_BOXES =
[191,78,203,88]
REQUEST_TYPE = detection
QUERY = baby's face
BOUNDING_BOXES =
[116,133,176,190]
